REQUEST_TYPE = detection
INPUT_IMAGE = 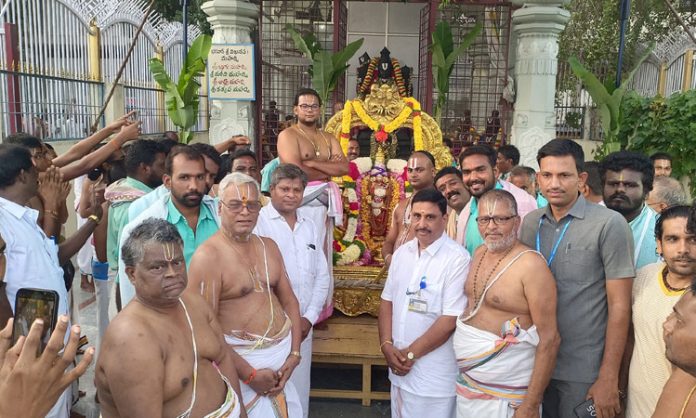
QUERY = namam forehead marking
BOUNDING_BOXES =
[408,157,420,169]
[163,242,175,262]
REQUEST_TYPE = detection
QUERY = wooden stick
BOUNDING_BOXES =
[663,0,696,46]
[90,0,156,133]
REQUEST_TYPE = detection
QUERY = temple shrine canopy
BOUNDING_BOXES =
[259,0,513,163]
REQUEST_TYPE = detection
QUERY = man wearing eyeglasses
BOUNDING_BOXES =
[277,88,349,322]
[187,172,303,418]
[454,189,559,418]
[456,144,537,255]
[117,146,220,305]
[254,163,330,418]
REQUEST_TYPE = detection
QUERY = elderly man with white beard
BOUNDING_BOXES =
[454,189,560,418]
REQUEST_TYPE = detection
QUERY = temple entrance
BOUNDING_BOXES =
[258,0,513,162]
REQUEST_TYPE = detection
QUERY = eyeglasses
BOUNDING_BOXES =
[220,199,262,213]
[298,104,320,111]
[476,215,517,226]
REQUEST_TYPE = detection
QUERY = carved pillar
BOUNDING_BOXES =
[510,2,570,168]
[202,0,259,148]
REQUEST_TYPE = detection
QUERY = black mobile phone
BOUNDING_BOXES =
[574,398,597,418]
[11,288,60,354]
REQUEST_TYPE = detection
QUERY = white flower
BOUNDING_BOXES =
[387,158,407,174]
[354,157,373,174]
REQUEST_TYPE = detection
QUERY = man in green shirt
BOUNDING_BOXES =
[117,146,220,305]
[106,139,166,274]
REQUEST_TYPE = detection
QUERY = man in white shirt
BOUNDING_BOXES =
[254,163,330,418]
[378,188,470,418]
[0,144,102,418]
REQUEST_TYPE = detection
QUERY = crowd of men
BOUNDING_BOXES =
[0,87,695,418]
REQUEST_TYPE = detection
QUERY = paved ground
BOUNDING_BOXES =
[69,276,390,417]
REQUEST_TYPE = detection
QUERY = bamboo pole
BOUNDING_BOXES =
[89,0,156,133]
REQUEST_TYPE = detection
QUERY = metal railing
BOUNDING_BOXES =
[555,105,585,140]
[0,70,104,141]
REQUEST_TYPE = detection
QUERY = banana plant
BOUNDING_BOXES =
[149,34,212,144]
[286,24,363,123]
[568,45,654,157]
[431,21,482,124]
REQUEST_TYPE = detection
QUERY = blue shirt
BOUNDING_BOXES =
[536,193,548,208]
[630,205,658,269]
[165,197,219,265]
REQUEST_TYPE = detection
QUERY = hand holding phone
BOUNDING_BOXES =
[11,288,59,354]
[0,315,94,418]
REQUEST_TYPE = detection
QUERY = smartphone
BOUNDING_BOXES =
[574,398,597,418]
[11,288,60,354]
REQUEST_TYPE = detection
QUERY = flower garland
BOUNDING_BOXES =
[392,58,407,97]
[340,101,353,155]
[333,175,365,265]
[358,58,378,95]
[348,98,423,148]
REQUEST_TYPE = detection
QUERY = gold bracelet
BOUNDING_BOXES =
[44,209,59,219]
[380,340,393,350]
[290,351,302,359]
[87,214,100,224]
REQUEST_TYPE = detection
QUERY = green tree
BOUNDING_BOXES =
[559,0,677,74]
[152,0,212,35]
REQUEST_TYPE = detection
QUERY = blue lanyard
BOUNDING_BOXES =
[536,217,572,266]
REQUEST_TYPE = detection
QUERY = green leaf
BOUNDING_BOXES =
[433,21,454,58]
[184,34,212,77]
[286,24,314,59]
[444,23,482,70]
[331,38,364,69]
[312,50,334,105]
[304,32,321,57]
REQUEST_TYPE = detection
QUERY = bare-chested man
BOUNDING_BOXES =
[454,189,560,418]
[382,150,436,264]
[96,218,245,418]
[187,172,303,418]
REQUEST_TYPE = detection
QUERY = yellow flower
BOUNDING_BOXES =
[341,101,352,155]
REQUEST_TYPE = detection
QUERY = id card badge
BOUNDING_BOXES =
[408,297,428,313]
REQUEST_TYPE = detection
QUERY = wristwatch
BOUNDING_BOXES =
[88,214,100,224]
[407,351,416,361]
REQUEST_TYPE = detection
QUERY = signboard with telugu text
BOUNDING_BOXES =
[207,44,255,101]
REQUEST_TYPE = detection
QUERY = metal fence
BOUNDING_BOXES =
[0,0,203,141]
[436,2,513,146]
[0,70,104,140]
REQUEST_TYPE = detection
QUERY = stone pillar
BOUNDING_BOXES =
[510,1,570,168]
[202,0,259,148]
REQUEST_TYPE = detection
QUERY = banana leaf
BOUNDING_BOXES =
[286,25,314,59]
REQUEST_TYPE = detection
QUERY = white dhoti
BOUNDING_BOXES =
[288,328,312,418]
[454,318,540,418]
[225,319,302,418]
[299,181,342,323]
[391,385,455,418]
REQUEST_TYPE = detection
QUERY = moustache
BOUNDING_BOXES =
[609,193,629,202]
[672,257,696,263]
[446,191,460,199]
[416,228,431,234]
[184,192,203,199]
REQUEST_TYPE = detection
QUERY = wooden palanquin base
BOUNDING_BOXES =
[333,265,385,317]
